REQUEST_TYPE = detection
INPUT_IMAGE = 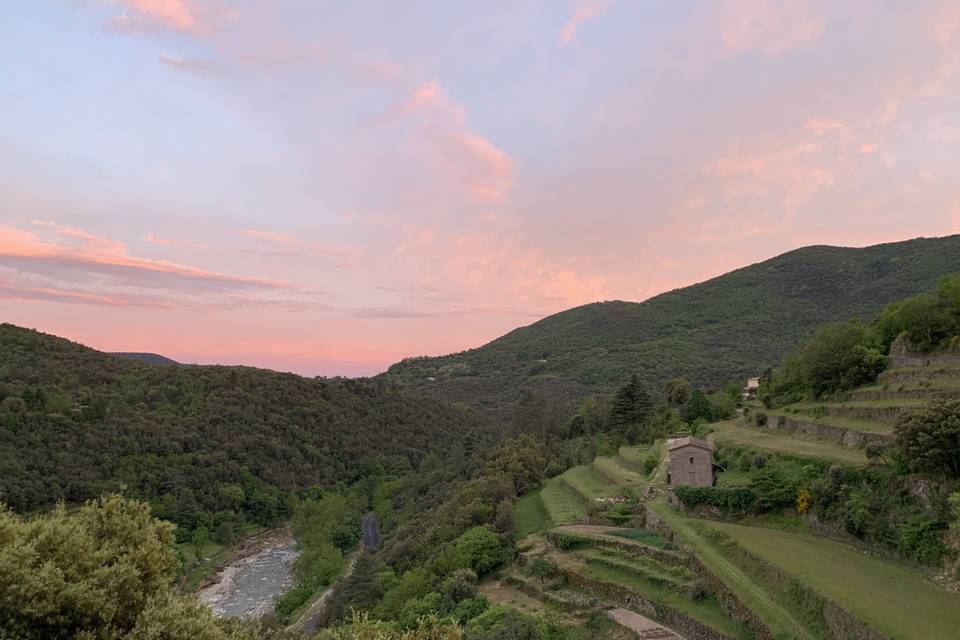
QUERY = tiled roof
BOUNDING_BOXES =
[666,436,714,452]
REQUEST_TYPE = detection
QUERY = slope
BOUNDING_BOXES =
[385,235,960,418]
[0,324,493,515]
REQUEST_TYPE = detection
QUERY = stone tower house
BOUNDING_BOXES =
[667,436,714,487]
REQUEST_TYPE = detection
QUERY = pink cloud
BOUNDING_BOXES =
[0,223,288,296]
[108,0,220,35]
[560,0,611,46]
[713,0,824,56]
[401,81,516,202]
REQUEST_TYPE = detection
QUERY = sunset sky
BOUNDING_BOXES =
[2,1,960,376]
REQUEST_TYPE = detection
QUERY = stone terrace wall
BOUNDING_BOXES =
[766,413,890,447]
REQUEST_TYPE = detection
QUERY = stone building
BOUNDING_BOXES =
[666,436,714,487]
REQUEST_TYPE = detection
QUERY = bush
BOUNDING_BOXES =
[454,527,508,576]
[672,486,757,513]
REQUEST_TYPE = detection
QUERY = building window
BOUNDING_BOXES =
[689,456,694,465]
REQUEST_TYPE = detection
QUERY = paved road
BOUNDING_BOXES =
[294,514,380,634]
[362,512,381,550]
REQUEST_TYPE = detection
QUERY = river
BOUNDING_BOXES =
[197,528,299,619]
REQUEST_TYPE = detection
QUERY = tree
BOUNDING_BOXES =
[0,494,265,640]
[664,379,690,407]
[682,390,714,423]
[527,557,557,585]
[894,400,960,479]
[191,526,210,563]
[609,374,653,442]
[213,521,235,546]
[454,526,506,576]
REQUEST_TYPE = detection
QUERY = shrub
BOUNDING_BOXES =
[672,486,757,513]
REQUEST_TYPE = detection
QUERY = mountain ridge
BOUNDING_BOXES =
[384,234,960,420]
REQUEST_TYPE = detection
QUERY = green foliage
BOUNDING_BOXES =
[664,378,690,406]
[214,521,236,546]
[608,374,653,443]
[454,527,507,577]
[763,320,886,403]
[0,323,491,522]
[875,275,960,351]
[682,389,714,423]
[0,494,268,640]
[673,486,758,513]
[894,400,960,478]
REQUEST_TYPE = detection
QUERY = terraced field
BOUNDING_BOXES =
[539,476,587,525]
[544,525,750,639]
[533,455,645,528]
[709,420,869,465]
[513,486,551,539]
[705,521,960,639]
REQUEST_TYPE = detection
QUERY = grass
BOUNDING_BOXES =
[648,501,818,640]
[514,486,552,539]
[592,456,645,487]
[705,521,960,639]
[561,464,616,501]
[540,476,587,524]
[575,549,693,588]
[607,528,670,549]
[710,420,869,465]
[856,378,960,392]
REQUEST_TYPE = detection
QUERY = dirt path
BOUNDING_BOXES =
[607,608,684,639]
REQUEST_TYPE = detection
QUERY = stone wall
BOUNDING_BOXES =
[888,353,960,369]
[766,413,890,447]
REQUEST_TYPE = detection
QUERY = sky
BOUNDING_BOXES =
[1,1,960,376]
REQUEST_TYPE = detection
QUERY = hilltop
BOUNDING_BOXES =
[110,352,180,365]
[385,235,960,419]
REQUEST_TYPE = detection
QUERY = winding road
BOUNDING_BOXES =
[362,512,381,550]
[293,513,381,634]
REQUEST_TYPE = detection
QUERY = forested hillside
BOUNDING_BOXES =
[0,324,492,520]
[385,235,960,419]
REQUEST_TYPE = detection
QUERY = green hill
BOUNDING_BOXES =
[0,324,492,517]
[385,235,960,418]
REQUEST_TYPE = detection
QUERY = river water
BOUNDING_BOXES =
[197,529,299,619]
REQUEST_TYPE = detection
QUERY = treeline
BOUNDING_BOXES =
[761,274,960,404]
[0,324,493,543]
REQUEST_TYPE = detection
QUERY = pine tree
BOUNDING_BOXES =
[609,374,653,442]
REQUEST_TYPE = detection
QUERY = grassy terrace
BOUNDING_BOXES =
[648,502,818,640]
[514,486,552,539]
[709,421,869,465]
[562,464,616,501]
[540,476,587,524]
[764,409,894,434]
[705,521,960,639]
[592,455,645,487]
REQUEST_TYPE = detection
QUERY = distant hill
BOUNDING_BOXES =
[384,235,960,420]
[0,324,492,515]
[110,352,180,365]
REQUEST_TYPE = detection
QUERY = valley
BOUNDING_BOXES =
[2,245,960,640]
